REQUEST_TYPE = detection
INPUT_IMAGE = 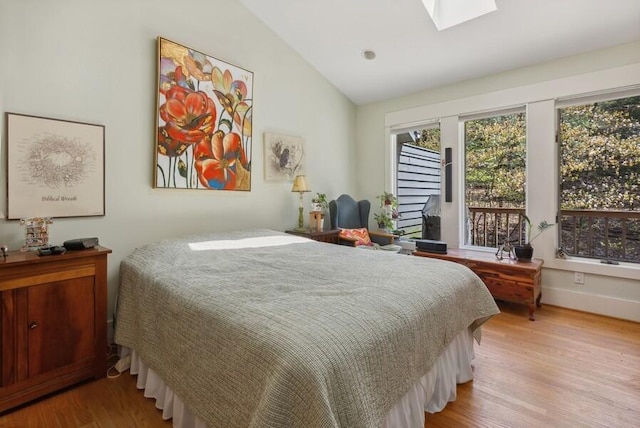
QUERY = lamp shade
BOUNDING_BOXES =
[291,175,310,193]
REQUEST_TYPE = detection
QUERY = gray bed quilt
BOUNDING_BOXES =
[114,229,499,428]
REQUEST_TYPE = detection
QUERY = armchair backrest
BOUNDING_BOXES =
[329,194,371,229]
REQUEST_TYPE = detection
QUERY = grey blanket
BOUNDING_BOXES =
[114,229,499,428]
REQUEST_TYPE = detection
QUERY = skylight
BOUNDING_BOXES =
[421,0,497,31]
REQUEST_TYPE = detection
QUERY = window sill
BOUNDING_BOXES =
[461,245,640,280]
[543,257,640,280]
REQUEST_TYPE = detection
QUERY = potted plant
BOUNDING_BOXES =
[311,193,328,213]
[374,212,394,232]
[377,192,400,219]
[513,215,554,262]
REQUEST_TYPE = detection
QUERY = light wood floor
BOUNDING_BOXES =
[1,302,638,427]
[425,302,640,428]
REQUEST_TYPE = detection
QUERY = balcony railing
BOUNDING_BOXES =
[468,207,640,264]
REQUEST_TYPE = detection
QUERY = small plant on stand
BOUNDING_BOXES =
[310,193,328,231]
[311,193,328,213]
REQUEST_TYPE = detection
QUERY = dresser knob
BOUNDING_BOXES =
[29,321,39,330]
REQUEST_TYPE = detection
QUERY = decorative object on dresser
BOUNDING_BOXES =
[413,248,543,320]
[19,217,53,251]
[291,175,311,230]
[0,246,111,412]
[495,240,515,260]
[6,112,105,219]
[63,237,99,250]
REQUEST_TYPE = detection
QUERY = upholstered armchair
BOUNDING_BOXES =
[328,194,398,248]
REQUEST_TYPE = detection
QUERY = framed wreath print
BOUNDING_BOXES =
[155,37,254,190]
[6,113,105,219]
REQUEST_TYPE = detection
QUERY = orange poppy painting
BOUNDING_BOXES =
[155,37,253,190]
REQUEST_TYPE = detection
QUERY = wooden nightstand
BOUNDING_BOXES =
[413,248,543,320]
[285,229,340,244]
[0,246,111,412]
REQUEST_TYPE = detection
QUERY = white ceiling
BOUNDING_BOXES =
[240,0,640,105]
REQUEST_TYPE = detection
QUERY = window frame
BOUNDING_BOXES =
[555,89,640,264]
[459,106,527,252]
[390,121,441,238]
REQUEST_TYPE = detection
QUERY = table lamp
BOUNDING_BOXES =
[291,175,311,230]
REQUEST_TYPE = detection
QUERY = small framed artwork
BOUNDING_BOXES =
[264,132,306,181]
[155,37,253,191]
[6,113,105,219]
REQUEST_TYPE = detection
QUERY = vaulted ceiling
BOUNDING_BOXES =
[240,0,640,105]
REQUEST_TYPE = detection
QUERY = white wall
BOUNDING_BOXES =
[357,41,640,322]
[0,0,357,330]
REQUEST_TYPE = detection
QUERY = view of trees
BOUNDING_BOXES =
[464,113,526,208]
[560,96,640,210]
[559,96,640,261]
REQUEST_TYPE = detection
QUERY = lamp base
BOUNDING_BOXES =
[297,206,304,229]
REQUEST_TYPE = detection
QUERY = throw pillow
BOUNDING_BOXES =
[339,228,373,246]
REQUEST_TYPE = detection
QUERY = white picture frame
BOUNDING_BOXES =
[6,112,105,219]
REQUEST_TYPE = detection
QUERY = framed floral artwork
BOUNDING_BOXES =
[6,113,105,219]
[155,37,253,190]
[264,132,306,181]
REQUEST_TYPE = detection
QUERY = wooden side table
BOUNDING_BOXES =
[285,229,340,244]
[413,248,543,320]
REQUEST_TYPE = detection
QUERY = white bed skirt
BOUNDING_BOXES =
[124,326,475,428]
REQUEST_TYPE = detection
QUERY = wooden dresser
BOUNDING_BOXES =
[413,248,543,320]
[0,246,111,412]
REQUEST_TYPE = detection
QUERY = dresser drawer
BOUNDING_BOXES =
[483,277,535,303]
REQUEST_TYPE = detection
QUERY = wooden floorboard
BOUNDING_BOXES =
[425,302,640,428]
[0,302,638,427]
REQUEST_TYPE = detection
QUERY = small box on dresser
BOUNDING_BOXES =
[0,246,111,413]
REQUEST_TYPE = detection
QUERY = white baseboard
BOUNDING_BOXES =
[541,287,640,322]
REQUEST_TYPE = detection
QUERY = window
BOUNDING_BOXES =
[394,125,441,239]
[558,94,640,263]
[462,109,527,248]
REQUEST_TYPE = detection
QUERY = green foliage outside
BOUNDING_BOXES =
[457,97,640,211]
[465,113,526,208]
[560,96,640,210]
[413,128,441,152]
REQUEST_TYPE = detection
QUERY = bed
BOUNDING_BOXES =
[114,229,499,427]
